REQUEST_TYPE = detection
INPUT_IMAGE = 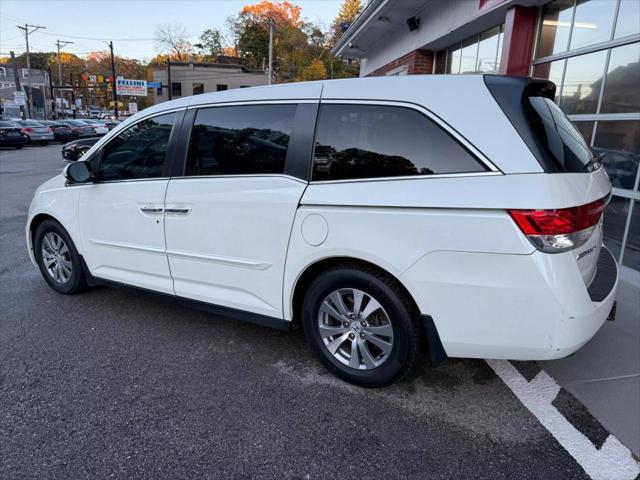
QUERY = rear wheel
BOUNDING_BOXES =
[302,265,421,387]
[34,219,87,294]
[76,147,90,159]
[37,141,49,146]
[15,145,23,149]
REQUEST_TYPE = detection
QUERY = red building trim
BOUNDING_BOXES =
[499,5,538,76]
[367,49,434,77]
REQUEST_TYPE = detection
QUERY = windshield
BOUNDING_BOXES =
[526,96,596,172]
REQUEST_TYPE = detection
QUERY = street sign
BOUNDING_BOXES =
[116,78,147,96]
[128,103,138,115]
[147,81,161,88]
[13,91,26,106]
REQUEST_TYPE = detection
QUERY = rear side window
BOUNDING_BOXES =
[526,96,594,172]
[185,104,296,176]
[312,104,486,181]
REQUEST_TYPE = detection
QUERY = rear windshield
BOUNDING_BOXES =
[525,96,595,173]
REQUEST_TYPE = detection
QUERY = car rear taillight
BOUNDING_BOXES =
[508,198,606,253]
[23,127,34,133]
[46,127,53,133]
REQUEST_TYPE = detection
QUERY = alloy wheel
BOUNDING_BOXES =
[317,288,394,370]
[41,232,72,284]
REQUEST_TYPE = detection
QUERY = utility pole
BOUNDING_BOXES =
[9,51,24,119]
[108,41,119,118]
[267,18,274,85]
[167,59,172,100]
[17,23,46,118]
[48,67,55,119]
[55,39,73,119]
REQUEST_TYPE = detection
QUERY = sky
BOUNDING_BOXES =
[0,0,343,61]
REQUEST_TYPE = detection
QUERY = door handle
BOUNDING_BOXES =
[164,207,191,215]
[139,205,164,214]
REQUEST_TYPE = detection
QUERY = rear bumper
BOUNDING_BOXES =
[401,246,618,361]
[27,133,54,141]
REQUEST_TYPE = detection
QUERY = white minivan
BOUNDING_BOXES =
[26,75,617,386]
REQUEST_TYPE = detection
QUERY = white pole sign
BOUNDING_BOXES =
[116,78,148,97]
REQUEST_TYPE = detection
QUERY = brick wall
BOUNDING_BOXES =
[367,49,434,77]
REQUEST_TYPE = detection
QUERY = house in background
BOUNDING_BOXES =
[152,61,268,104]
[0,66,51,118]
[333,0,640,275]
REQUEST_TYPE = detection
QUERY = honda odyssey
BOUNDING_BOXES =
[26,75,617,386]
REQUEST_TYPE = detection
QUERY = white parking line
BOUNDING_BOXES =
[487,359,640,480]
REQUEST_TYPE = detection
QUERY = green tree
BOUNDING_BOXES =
[195,29,224,60]
[329,0,363,46]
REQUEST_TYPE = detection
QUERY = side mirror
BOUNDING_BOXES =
[63,161,93,184]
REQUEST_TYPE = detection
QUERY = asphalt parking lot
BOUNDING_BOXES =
[0,145,634,479]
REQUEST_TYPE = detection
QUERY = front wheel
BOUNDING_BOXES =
[302,265,422,387]
[34,219,87,294]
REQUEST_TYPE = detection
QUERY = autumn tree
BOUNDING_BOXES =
[154,22,194,62]
[298,58,327,81]
[329,0,363,46]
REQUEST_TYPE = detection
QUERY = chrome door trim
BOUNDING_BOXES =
[89,239,166,254]
[166,249,272,270]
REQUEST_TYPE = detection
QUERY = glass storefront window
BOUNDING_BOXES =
[477,26,501,72]
[623,201,639,270]
[600,43,640,114]
[603,196,631,260]
[434,50,447,74]
[559,49,607,114]
[532,60,566,101]
[569,0,616,51]
[537,0,575,58]
[447,47,461,74]
[614,0,640,39]
[460,37,479,74]
[593,120,640,190]
[496,27,504,71]
[573,120,595,144]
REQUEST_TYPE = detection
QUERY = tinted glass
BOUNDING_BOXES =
[593,120,640,190]
[526,96,595,172]
[185,104,295,176]
[537,0,574,58]
[569,0,616,50]
[434,50,447,74]
[312,104,485,181]
[600,42,640,114]
[99,113,175,181]
[559,49,607,114]
[193,83,204,95]
[615,0,640,39]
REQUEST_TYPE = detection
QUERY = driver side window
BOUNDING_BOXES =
[99,113,176,181]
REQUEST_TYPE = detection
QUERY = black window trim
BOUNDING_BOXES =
[172,100,319,181]
[309,99,501,184]
[90,108,186,183]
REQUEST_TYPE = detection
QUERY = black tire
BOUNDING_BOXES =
[76,147,89,159]
[302,265,422,387]
[15,145,23,149]
[34,219,87,295]
[38,141,49,146]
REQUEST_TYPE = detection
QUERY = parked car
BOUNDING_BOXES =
[16,120,54,146]
[26,75,617,387]
[93,119,120,131]
[57,119,96,138]
[0,120,29,148]
[38,120,76,144]
[81,119,109,136]
[61,137,100,161]
[594,147,639,191]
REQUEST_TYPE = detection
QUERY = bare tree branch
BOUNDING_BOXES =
[153,23,193,62]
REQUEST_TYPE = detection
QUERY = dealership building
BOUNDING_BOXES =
[334,0,639,275]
